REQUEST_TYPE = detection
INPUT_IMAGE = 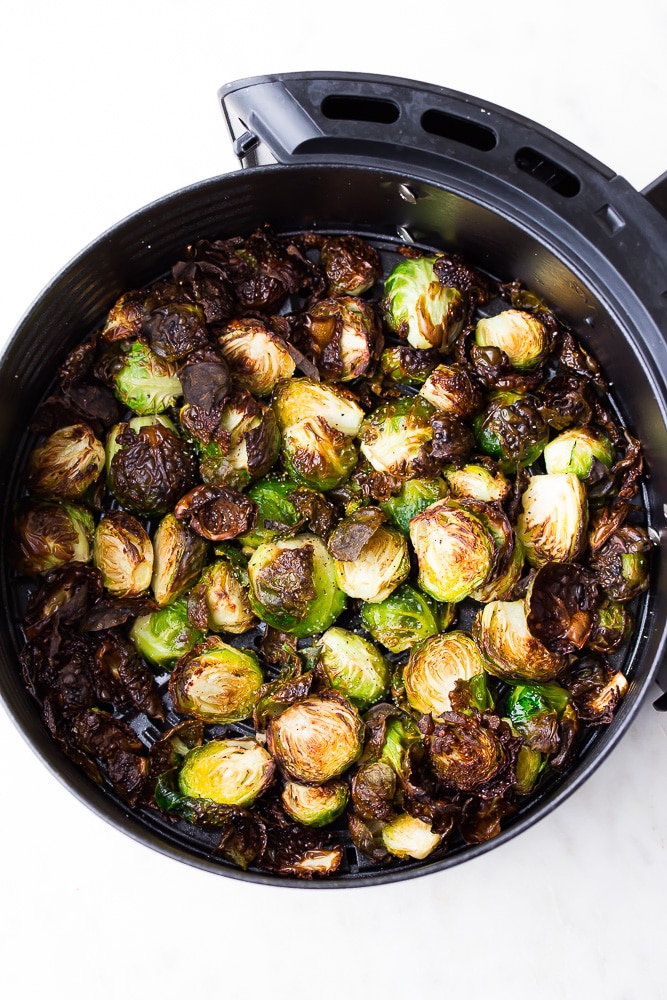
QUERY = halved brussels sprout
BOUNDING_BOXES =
[130,597,205,670]
[178,738,275,806]
[379,476,449,534]
[319,234,382,296]
[514,745,547,795]
[218,318,296,396]
[106,416,196,515]
[266,695,364,784]
[187,557,256,634]
[403,631,487,716]
[516,473,588,567]
[419,363,483,419]
[26,423,105,500]
[248,533,345,637]
[474,600,568,682]
[381,813,442,860]
[359,395,438,480]
[12,499,94,576]
[359,582,454,654]
[316,627,390,710]
[409,498,495,603]
[382,256,464,352]
[281,779,350,827]
[429,713,505,791]
[239,473,302,548]
[473,391,549,473]
[461,499,523,604]
[474,309,549,370]
[151,513,209,606]
[587,601,633,653]
[196,391,281,491]
[589,524,651,602]
[333,525,410,604]
[303,295,381,381]
[543,425,614,480]
[504,681,570,751]
[379,344,441,387]
[443,461,511,504]
[168,637,264,723]
[93,511,154,596]
[112,340,183,414]
[272,378,365,438]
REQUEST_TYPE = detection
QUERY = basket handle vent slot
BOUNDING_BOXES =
[320,95,400,124]
[515,146,581,197]
[421,109,497,152]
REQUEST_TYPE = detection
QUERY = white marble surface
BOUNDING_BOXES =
[2,3,667,997]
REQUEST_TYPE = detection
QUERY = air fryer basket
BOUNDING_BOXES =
[1,72,666,887]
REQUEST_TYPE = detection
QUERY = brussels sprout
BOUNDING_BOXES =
[186,558,256,634]
[474,309,549,370]
[587,601,633,653]
[143,300,209,361]
[382,256,464,352]
[459,499,523,604]
[196,391,281,491]
[429,712,506,791]
[12,499,94,576]
[379,345,441,387]
[93,511,153,596]
[359,395,440,480]
[504,681,571,752]
[589,524,651,602]
[26,423,105,500]
[168,637,264,723]
[319,234,382,296]
[473,391,549,473]
[106,416,197,515]
[248,533,345,637]
[514,745,547,795]
[178,738,275,806]
[360,583,454,654]
[474,600,568,683]
[266,695,364,784]
[272,379,364,492]
[419,363,483,419]
[543,425,614,481]
[525,561,598,654]
[379,476,449,534]
[409,498,495,603]
[561,655,629,724]
[350,760,397,821]
[101,289,147,342]
[111,340,183,414]
[316,627,390,710]
[151,513,209,606]
[403,631,487,716]
[443,461,511,504]
[302,296,381,382]
[130,597,205,670]
[281,779,350,827]
[381,813,442,860]
[333,525,410,604]
[218,317,296,396]
[516,474,588,567]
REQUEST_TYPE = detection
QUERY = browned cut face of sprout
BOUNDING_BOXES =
[11,226,650,879]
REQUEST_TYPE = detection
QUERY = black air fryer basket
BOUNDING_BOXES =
[2,72,666,887]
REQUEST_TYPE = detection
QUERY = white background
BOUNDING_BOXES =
[2,2,667,997]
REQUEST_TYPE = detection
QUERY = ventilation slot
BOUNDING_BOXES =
[421,109,497,151]
[515,147,581,197]
[321,95,399,124]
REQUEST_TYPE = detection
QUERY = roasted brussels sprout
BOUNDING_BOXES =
[168,637,264,723]
[443,461,511,504]
[409,498,495,603]
[272,377,365,439]
[130,597,205,670]
[300,296,382,381]
[360,582,454,653]
[543,425,614,481]
[238,473,302,548]
[106,416,197,516]
[587,601,633,653]
[561,655,628,725]
[403,631,487,716]
[381,813,443,860]
[359,395,439,480]
[589,523,651,601]
[266,695,364,784]
[248,533,346,636]
[173,483,256,542]
[111,341,183,415]
[143,300,209,361]
[379,476,449,534]
[319,234,382,296]
[474,309,549,371]
[428,712,507,790]
[281,779,350,827]
[473,391,549,473]
[525,561,598,654]
[383,256,464,352]
[178,738,275,806]
[332,523,410,604]
[195,390,281,490]
[379,344,441,387]
[474,600,568,683]
[316,627,390,710]
[151,513,209,606]
[504,681,571,752]
[419,363,483,419]
[516,473,588,567]
[186,557,256,634]
[217,318,295,396]
[12,499,94,576]
[26,423,105,500]
[93,511,153,597]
